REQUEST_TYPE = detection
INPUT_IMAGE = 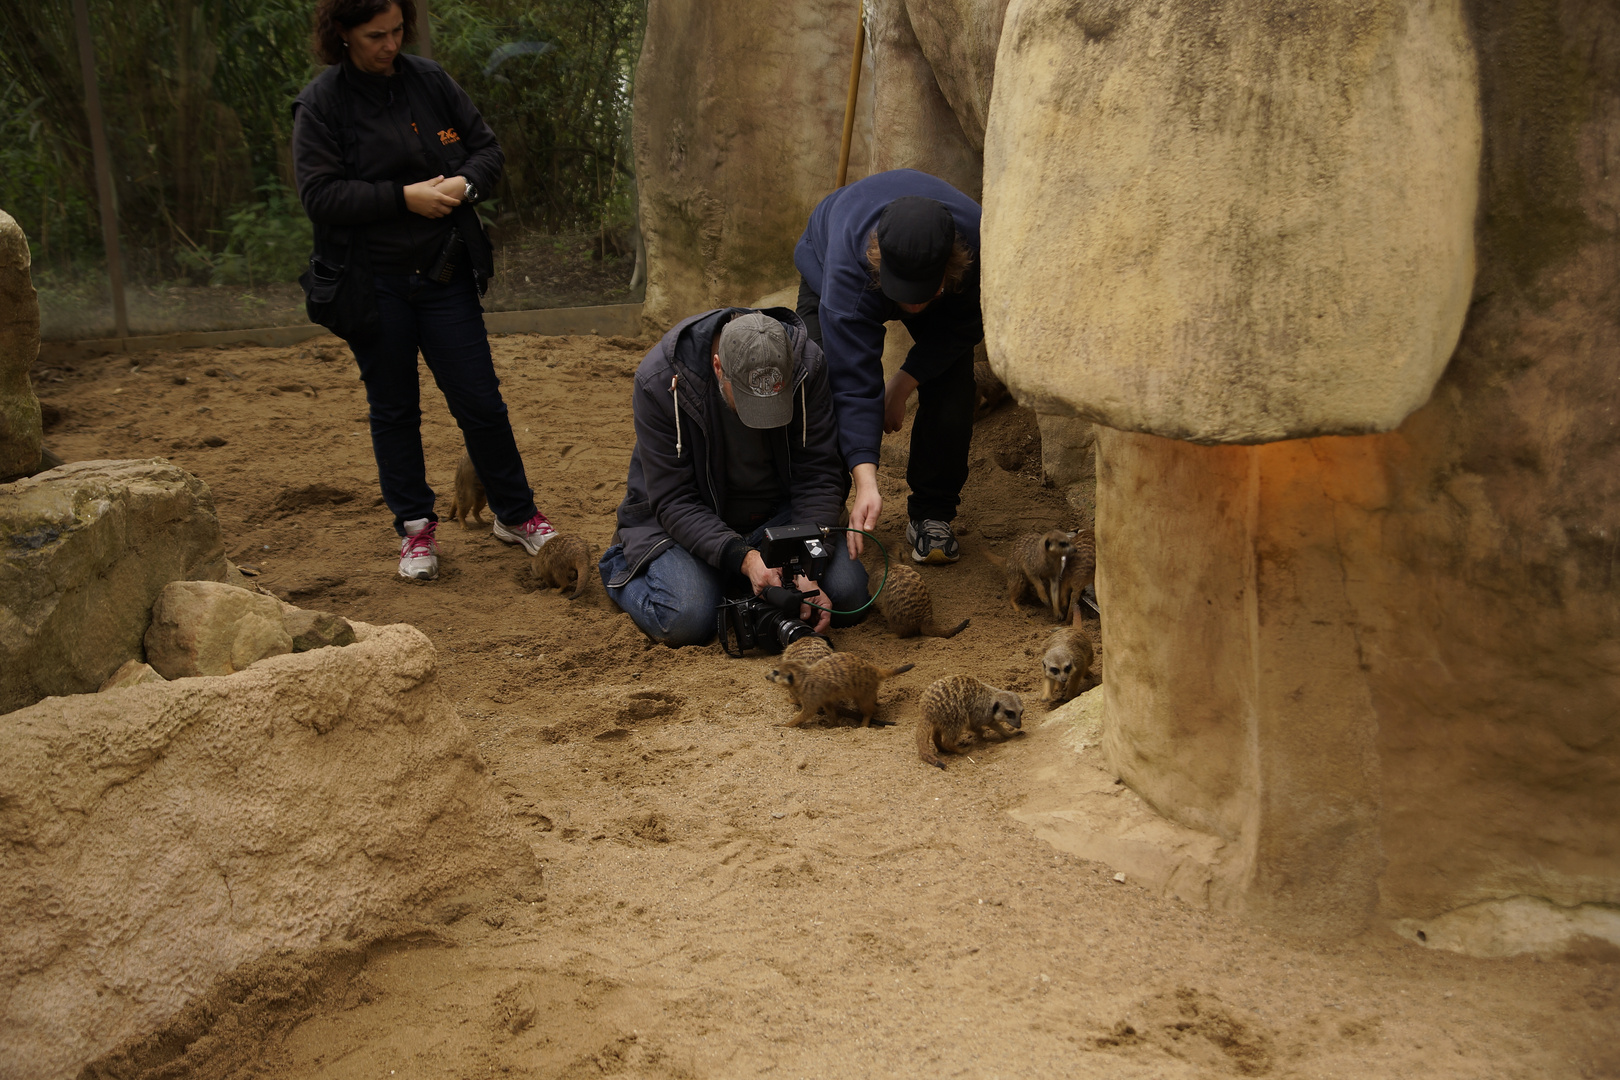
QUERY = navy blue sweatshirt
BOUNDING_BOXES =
[793,169,984,471]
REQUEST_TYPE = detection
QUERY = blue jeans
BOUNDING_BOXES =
[599,515,870,648]
[349,268,538,536]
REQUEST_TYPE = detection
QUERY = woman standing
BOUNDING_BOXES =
[293,0,554,580]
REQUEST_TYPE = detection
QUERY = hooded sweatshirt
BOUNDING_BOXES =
[793,169,984,472]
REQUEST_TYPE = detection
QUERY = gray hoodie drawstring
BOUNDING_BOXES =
[801,384,807,447]
[670,374,683,457]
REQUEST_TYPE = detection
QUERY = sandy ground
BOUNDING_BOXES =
[36,334,1619,1079]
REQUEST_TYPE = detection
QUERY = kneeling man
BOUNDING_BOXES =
[600,309,868,647]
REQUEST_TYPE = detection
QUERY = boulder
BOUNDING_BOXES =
[0,209,42,481]
[283,607,357,652]
[633,0,874,333]
[0,622,543,1080]
[98,660,164,691]
[144,581,294,679]
[981,0,1480,442]
[0,459,229,714]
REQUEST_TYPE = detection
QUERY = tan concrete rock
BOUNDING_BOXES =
[283,607,357,652]
[1036,414,1094,489]
[1090,1,1620,936]
[633,0,873,333]
[865,0,989,196]
[0,622,543,1080]
[144,580,294,678]
[1008,0,1620,952]
[0,209,43,480]
[0,459,229,714]
[98,660,164,691]
[981,0,1480,442]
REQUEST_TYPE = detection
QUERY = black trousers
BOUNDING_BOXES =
[797,277,975,523]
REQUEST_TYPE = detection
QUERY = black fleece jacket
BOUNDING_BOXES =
[607,308,847,588]
[292,56,502,276]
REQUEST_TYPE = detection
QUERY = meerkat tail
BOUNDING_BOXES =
[916,717,945,769]
[877,662,916,679]
[982,548,1007,567]
[924,617,970,639]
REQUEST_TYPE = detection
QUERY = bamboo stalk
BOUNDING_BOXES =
[836,2,865,188]
[417,0,434,60]
[71,0,128,341]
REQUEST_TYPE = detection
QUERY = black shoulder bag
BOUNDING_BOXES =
[299,78,382,343]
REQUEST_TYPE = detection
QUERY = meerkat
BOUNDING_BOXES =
[446,452,486,527]
[530,534,595,599]
[1056,529,1097,622]
[973,358,1009,421]
[766,652,914,729]
[987,529,1074,620]
[916,675,1025,769]
[769,635,834,706]
[1040,626,1095,705]
[869,561,969,639]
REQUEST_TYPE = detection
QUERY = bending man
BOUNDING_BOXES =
[600,309,868,647]
[795,168,984,565]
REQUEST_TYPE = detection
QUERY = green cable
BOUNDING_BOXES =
[798,526,886,617]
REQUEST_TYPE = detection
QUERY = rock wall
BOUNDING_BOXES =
[1094,0,1620,941]
[0,209,42,481]
[0,459,230,714]
[0,622,542,1079]
[864,0,1005,198]
[633,0,874,333]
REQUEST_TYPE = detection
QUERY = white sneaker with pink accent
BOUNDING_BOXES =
[399,518,439,580]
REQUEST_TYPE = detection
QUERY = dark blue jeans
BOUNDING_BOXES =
[599,512,870,648]
[349,269,537,536]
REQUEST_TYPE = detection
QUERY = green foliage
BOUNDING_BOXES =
[0,0,643,282]
[175,181,312,286]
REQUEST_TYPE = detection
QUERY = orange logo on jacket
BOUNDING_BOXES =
[438,128,460,145]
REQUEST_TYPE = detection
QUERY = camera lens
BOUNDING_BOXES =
[746,600,815,653]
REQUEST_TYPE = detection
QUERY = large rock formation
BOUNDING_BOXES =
[633,0,874,332]
[0,622,543,1080]
[0,459,230,714]
[864,0,1004,198]
[981,0,1479,441]
[0,209,43,481]
[1083,0,1620,946]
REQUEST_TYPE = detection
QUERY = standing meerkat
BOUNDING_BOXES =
[1056,529,1097,622]
[916,675,1025,769]
[988,530,1075,620]
[1039,626,1095,705]
[446,452,487,527]
[868,561,969,639]
[530,534,595,599]
[766,652,914,729]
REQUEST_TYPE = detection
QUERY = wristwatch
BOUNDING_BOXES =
[463,180,479,204]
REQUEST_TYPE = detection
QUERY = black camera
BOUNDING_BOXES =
[716,524,834,657]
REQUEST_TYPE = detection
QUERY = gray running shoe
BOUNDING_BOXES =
[906,518,960,564]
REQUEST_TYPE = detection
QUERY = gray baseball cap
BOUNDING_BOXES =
[717,312,794,429]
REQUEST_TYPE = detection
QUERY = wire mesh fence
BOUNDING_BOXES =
[0,0,645,340]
